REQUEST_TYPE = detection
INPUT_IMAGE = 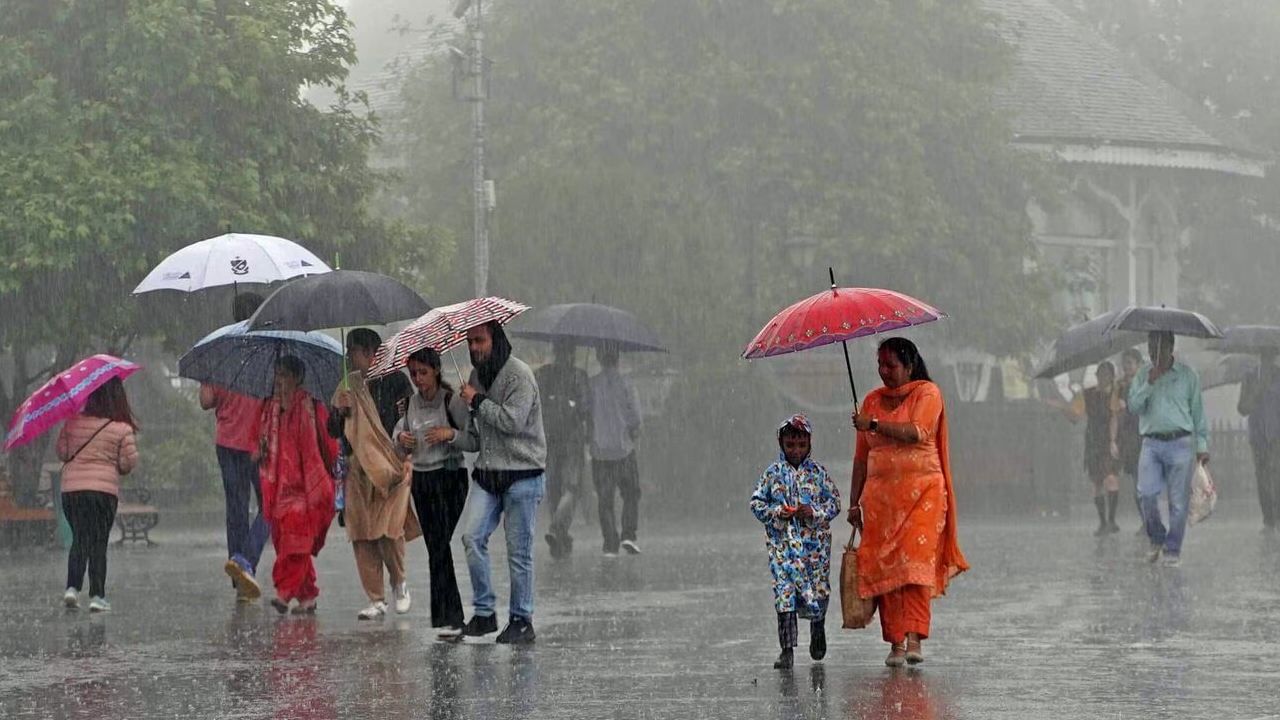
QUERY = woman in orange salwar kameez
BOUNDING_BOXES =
[849,338,968,667]
[256,356,338,615]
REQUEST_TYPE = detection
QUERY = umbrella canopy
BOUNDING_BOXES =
[743,287,945,360]
[1034,311,1147,379]
[1200,353,1261,391]
[5,355,142,450]
[179,321,343,400]
[369,297,530,379]
[246,270,431,332]
[1105,305,1223,339]
[510,303,666,352]
[132,233,330,294]
[1214,325,1280,354]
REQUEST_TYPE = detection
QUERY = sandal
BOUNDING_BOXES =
[905,638,924,665]
[885,643,906,668]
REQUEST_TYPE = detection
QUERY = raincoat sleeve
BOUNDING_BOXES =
[750,465,785,527]
[1189,370,1209,454]
[808,464,840,525]
[474,368,538,435]
[1128,365,1155,414]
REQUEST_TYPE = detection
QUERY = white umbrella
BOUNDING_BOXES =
[132,233,330,294]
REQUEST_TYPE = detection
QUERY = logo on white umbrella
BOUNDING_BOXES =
[230,257,250,275]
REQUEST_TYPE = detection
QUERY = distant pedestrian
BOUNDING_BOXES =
[536,342,591,559]
[750,414,839,670]
[57,377,139,613]
[255,356,338,615]
[1115,348,1145,520]
[393,348,478,633]
[1237,349,1280,531]
[1060,362,1122,535]
[850,338,968,667]
[456,321,547,644]
[201,292,269,601]
[330,328,418,620]
[1128,332,1209,566]
[589,344,643,556]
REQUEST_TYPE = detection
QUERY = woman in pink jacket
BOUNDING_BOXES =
[56,378,139,612]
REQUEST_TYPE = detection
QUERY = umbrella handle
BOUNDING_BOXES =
[829,267,859,407]
[449,349,467,387]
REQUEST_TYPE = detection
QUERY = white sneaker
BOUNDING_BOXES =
[88,597,111,613]
[358,601,387,620]
[621,540,642,555]
[393,583,411,614]
[63,588,79,609]
[602,551,619,558]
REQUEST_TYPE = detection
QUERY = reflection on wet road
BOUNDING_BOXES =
[2,515,1279,718]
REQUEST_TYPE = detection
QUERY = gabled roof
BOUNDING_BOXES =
[984,0,1267,176]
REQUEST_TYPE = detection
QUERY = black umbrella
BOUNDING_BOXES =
[246,270,430,332]
[1105,305,1223,339]
[510,303,667,352]
[1035,311,1147,378]
[1214,325,1280,354]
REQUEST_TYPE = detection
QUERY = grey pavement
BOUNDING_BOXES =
[2,508,1280,719]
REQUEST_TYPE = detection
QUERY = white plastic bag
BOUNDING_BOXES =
[1189,462,1217,525]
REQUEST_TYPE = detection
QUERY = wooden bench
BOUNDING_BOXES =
[0,473,56,547]
[115,485,160,546]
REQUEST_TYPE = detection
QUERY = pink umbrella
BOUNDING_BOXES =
[368,297,530,380]
[4,354,142,450]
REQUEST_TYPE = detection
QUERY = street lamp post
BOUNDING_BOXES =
[454,0,491,296]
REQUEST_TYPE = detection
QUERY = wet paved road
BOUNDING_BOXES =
[2,509,1279,719]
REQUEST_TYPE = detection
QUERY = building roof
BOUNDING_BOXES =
[984,0,1267,176]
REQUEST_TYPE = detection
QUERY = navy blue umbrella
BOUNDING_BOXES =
[178,321,343,400]
[510,303,666,352]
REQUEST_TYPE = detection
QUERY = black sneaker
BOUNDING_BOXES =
[809,621,827,661]
[773,648,794,669]
[495,616,537,644]
[461,614,498,637]
[545,533,564,560]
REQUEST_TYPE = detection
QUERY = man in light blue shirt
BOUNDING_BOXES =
[1127,331,1209,566]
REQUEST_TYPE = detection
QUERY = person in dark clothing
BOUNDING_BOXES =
[1238,349,1280,531]
[1062,362,1122,535]
[535,342,591,559]
[1115,348,1144,520]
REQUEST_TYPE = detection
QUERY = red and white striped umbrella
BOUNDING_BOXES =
[368,297,530,379]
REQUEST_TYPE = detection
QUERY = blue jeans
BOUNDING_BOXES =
[463,475,545,621]
[1137,436,1196,556]
[217,446,269,574]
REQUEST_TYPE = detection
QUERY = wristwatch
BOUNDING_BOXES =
[868,418,880,433]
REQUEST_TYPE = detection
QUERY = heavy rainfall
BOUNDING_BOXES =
[2,1,1279,718]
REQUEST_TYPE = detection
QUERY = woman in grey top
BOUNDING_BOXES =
[393,348,477,633]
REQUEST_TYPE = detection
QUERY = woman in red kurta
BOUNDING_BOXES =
[256,356,337,614]
[849,338,968,667]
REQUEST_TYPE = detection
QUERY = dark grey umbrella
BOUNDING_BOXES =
[1200,353,1260,391]
[1214,325,1280,354]
[178,321,344,400]
[510,303,666,352]
[1034,311,1146,378]
[1105,305,1223,339]
[246,270,430,331]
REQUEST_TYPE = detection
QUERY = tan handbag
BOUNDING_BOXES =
[840,533,876,629]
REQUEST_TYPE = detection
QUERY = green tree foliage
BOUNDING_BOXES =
[0,0,449,497]
[395,0,1053,363]
[1068,0,1280,324]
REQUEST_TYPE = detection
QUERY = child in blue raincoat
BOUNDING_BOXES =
[750,414,841,670]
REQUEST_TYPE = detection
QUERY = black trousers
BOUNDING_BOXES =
[1253,447,1280,528]
[592,453,640,553]
[62,491,118,598]
[545,442,586,540]
[410,468,469,628]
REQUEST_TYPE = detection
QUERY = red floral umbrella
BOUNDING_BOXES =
[743,270,946,403]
